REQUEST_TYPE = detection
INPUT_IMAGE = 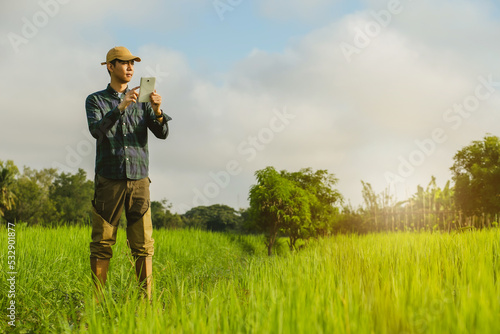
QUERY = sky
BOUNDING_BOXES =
[2,0,500,213]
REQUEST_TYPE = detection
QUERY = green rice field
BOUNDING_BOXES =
[1,225,500,333]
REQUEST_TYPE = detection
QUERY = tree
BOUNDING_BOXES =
[151,199,183,229]
[248,167,312,255]
[49,169,94,224]
[451,135,500,217]
[182,204,241,231]
[281,168,343,237]
[281,186,313,251]
[6,167,58,225]
[337,203,370,234]
[0,160,19,219]
[205,204,241,232]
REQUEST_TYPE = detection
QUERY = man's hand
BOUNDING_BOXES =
[150,90,163,122]
[118,86,140,112]
[150,90,162,114]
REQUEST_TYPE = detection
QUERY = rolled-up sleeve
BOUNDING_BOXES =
[147,107,172,140]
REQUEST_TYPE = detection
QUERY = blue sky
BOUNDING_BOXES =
[2,0,500,212]
[99,0,365,72]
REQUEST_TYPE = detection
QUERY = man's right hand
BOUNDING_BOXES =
[118,86,140,112]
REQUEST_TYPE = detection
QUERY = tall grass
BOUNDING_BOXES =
[1,225,499,333]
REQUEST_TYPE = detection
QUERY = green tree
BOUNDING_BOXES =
[335,203,369,234]
[282,186,313,251]
[6,167,58,225]
[0,160,19,219]
[49,169,93,224]
[183,204,241,232]
[205,204,241,232]
[451,135,500,217]
[248,167,312,255]
[151,199,183,229]
[281,168,342,237]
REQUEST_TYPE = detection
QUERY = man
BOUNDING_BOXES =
[85,46,172,300]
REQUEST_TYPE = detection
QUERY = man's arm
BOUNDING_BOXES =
[147,107,172,139]
[86,87,141,140]
[85,95,120,140]
[146,90,172,139]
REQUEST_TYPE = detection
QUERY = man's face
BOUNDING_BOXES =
[108,60,134,83]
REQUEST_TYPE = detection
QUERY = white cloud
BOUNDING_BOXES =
[195,1,500,207]
[256,0,342,22]
[2,0,500,212]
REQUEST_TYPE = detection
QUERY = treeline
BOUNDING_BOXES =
[2,134,500,247]
[0,161,336,235]
[337,178,465,234]
[337,134,500,234]
[0,161,246,230]
[0,163,93,225]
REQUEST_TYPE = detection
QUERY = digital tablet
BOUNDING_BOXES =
[138,77,156,103]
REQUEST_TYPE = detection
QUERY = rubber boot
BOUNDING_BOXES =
[91,257,110,302]
[135,257,152,300]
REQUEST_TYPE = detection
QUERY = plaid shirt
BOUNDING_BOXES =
[86,84,172,180]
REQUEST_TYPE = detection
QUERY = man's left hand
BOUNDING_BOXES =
[150,90,162,114]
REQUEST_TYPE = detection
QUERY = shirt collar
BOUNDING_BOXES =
[106,84,130,98]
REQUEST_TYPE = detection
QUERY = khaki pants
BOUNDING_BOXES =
[90,175,154,259]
